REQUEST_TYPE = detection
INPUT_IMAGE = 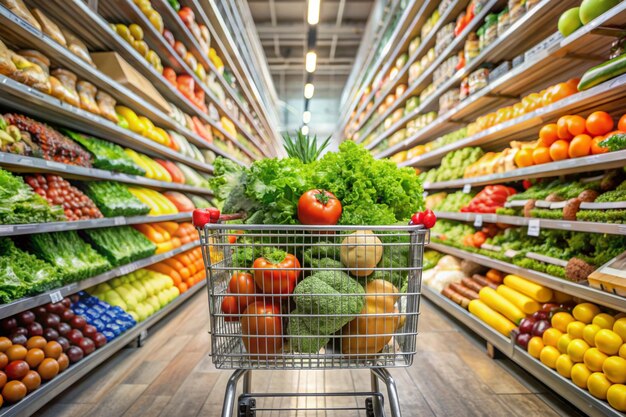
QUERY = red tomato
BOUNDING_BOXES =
[221,296,239,321]
[253,254,300,297]
[227,273,258,308]
[297,190,342,225]
[422,209,436,229]
[240,302,283,357]
[411,212,424,225]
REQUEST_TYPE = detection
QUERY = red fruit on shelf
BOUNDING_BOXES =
[42,328,59,341]
[17,312,35,326]
[69,316,86,329]
[518,317,537,334]
[516,333,532,349]
[66,346,83,363]
[82,325,97,339]
[92,333,107,348]
[4,360,29,380]
[67,329,83,345]
[531,320,551,337]
[78,338,95,356]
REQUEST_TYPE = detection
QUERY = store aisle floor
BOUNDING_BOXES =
[34,291,578,417]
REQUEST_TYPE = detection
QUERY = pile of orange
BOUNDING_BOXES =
[515,112,626,168]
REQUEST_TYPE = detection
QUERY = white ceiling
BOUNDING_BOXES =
[247,0,374,138]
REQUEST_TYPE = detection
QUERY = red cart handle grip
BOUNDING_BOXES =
[192,208,245,228]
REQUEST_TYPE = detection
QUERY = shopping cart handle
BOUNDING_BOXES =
[192,208,245,228]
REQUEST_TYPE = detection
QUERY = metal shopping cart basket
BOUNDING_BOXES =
[193,208,429,417]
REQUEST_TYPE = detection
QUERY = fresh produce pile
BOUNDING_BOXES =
[133,221,197,254]
[0,169,65,225]
[88,269,180,323]
[460,185,516,213]
[83,226,156,266]
[72,292,136,342]
[25,174,102,221]
[420,147,483,183]
[427,191,472,212]
[128,186,179,216]
[146,246,206,294]
[82,181,151,217]
[0,297,109,406]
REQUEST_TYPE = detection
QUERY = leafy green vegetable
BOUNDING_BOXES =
[600,133,626,152]
[64,131,145,175]
[0,168,65,224]
[83,226,156,266]
[282,131,331,164]
[82,181,150,217]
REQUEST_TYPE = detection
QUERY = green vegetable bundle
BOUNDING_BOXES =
[64,131,145,175]
[0,238,60,303]
[0,168,65,224]
[420,147,484,182]
[27,231,110,282]
[82,181,150,217]
[83,226,157,266]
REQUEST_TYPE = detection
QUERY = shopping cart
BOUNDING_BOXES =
[193,209,429,417]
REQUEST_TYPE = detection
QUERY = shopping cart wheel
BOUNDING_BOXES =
[365,397,375,417]
[238,397,256,417]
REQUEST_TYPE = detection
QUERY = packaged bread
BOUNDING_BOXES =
[61,28,95,67]
[0,0,41,31]
[50,68,80,107]
[0,40,17,76]
[11,52,50,94]
[31,9,67,46]
[18,50,50,74]
[76,81,100,115]
[95,90,119,123]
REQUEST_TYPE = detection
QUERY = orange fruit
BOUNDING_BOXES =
[567,115,587,136]
[551,82,577,103]
[514,148,534,167]
[540,88,552,107]
[539,123,559,146]
[532,147,552,164]
[591,136,609,154]
[550,140,570,161]
[557,116,574,140]
[569,134,592,158]
[567,78,581,89]
[586,111,614,136]
[619,114,626,132]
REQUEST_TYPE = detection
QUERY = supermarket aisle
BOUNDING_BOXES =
[34,291,577,417]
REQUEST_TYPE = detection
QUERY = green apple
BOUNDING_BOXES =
[558,8,583,37]
[104,290,127,310]
[117,286,138,308]
[143,280,156,297]
[128,310,139,322]
[110,277,124,288]
[131,282,147,300]
[147,295,160,312]
[157,291,169,308]
[579,0,620,24]
[163,276,173,289]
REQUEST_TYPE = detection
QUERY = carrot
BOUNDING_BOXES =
[163,258,185,270]
[471,274,498,290]
[157,221,179,235]
[147,263,183,285]
[133,224,164,243]
[151,224,171,241]
[193,258,205,272]
[178,282,188,293]
[461,277,484,293]
[176,253,193,266]
[450,282,479,300]
[442,285,471,308]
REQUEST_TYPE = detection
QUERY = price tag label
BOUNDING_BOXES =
[528,219,541,237]
[473,215,483,228]
[504,249,518,258]
[463,184,472,194]
[49,291,63,303]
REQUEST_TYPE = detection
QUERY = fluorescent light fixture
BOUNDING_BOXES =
[304,83,315,99]
[303,111,311,124]
[301,125,310,135]
[307,0,320,25]
[305,51,317,73]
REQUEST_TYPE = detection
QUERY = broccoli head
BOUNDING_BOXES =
[286,307,330,353]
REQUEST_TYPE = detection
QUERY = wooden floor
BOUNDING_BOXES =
[34,291,581,417]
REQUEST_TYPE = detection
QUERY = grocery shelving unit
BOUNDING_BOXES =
[422,286,623,417]
[0,280,206,417]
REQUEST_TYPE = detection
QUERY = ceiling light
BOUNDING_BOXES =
[307,0,320,25]
[305,51,317,73]
[304,83,315,99]
[301,125,310,135]
[303,111,311,124]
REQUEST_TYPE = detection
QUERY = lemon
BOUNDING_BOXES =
[567,321,586,339]
[588,372,612,400]
[596,329,623,355]
[603,356,626,384]
[557,334,572,354]
[583,324,601,346]
[571,363,592,389]
[573,303,601,324]
[543,328,562,348]
[556,354,574,378]
[568,339,590,363]
[620,344,626,360]
[614,318,626,343]
[583,347,608,372]
[528,336,544,359]
[607,384,626,412]
[551,312,575,333]
[593,313,616,330]
[540,346,560,369]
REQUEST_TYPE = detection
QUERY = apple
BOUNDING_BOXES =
[82,325,97,339]
[13,327,28,336]
[56,336,70,352]
[1,318,17,332]
[10,334,27,345]
[60,309,75,322]
[4,360,29,380]
[579,0,620,24]
[66,346,84,363]
[44,313,60,329]
[531,310,548,321]
[192,207,220,228]
[43,328,59,341]
[78,338,95,356]
[18,311,36,325]
[518,318,536,334]
[541,303,560,312]
[531,320,551,337]
[46,302,64,314]
[67,329,83,345]
[92,333,107,348]
[69,316,86,329]
[33,306,47,318]
[26,322,43,337]
[61,298,71,308]
[516,333,532,349]
[558,8,583,37]
[57,322,72,337]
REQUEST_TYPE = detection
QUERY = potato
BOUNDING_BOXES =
[340,230,383,277]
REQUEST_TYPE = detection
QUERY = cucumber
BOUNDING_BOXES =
[578,53,626,91]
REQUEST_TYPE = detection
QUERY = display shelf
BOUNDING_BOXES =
[97,0,262,161]
[0,74,214,173]
[378,2,626,160]
[0,212,192,238]
[367,0,575,154]
[338,1,430,134]
[0,241,200,321]
[150,0,268,155]
[422,286,623,417]
[401,72,626,167]
[434,211,626,235]
[0,152,213,194]
[0,279,206,417]
[428,242,626,313]
[423,149,626,189]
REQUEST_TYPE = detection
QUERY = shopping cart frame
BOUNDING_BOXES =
[194,209,429,417]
